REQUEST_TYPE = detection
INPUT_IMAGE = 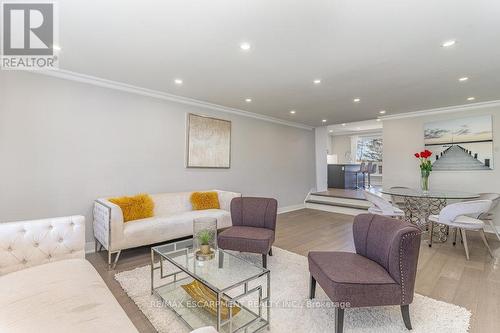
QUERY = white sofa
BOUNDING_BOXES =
[93,189,241,267]
[0,216,138,333]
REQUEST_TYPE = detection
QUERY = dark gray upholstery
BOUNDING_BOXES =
[308,214,421,332]
[217,226,274,253]
[218,197,278,267]
[308,251,402,308]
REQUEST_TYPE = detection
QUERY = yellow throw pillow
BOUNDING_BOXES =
[191,191,220,210]
[108,194,154,222]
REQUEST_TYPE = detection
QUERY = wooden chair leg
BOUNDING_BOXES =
[335,307,344,333]
[453,227,457,246]
[460,229,470,260]
[262,254,267,268]
[401,305,412,330]
[309,275,316,299]
[269,248,273,256]
[479,229,494,258]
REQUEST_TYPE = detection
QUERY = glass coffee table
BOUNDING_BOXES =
[151,239,270,333]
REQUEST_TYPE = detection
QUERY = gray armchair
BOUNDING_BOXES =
[217,197,278,268]
[308,213,421,332]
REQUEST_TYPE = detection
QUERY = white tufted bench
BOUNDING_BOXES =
[0,216,138,333]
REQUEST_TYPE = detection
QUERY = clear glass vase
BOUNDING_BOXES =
[193,217,218,261]
[421,170,430,193]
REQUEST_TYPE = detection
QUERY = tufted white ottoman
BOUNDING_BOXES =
[0,216,138,333]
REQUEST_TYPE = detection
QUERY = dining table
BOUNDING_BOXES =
[380,187,479,243]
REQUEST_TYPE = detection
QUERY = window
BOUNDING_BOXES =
[356,136,383,162]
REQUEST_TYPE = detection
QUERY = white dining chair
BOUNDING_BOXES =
[389,186,409,208]
[475,193,500,241]
[428,200,494,260]
[363,190,405,218]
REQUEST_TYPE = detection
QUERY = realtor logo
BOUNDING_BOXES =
[1,2,58,69]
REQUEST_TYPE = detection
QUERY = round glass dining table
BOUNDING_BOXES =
[380,188,479,242]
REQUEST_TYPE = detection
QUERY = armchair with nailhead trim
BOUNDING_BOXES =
[308,213,421,333]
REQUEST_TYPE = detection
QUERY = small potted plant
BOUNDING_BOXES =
[414,149,433,192]
[195,229,215,260]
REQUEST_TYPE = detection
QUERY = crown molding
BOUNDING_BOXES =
[380,100,500,120]
[330,129,382,137]
[35,69,313,131]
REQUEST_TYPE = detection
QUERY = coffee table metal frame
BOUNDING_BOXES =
[151,240,270,333]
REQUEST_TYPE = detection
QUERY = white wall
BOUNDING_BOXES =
[314,127,328,192]
[383,105,500,227]
[330,135,352,163]
[0,71,315,241]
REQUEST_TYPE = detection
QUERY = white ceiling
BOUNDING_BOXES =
[57,0,500,127]
[328,119,382,136]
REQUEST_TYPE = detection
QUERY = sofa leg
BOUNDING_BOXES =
[401,305,412,330]
[269,248,273,256]
[262,254,267,269]
[309,275,316,299]
[108,250,122,270]
[335,307,344,333]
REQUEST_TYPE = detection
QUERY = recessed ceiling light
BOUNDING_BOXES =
[174,79,183,85]
[313,79,321,84]
[329,130,333,133]
[240,42,251,51]
[459,77,469,82]
[322,119,327,123]
[376,118,381,122]
[341,123,346,126]
[379,110,386,114]
[353,98,361,103]
[467,97,475,101]
[52,45,61,51]
[245,98,252,103]
[289,110,296,114]
[441,40,456,48]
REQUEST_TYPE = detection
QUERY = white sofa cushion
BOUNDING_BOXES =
[151,191,193,216]
[122,209,231,250]
[0,258,137,333]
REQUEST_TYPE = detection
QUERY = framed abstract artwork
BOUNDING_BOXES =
[424,115,493,170]
[186,113,231,168]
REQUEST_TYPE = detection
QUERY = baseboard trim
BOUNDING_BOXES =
[278,204,306,214]
[305,202,366,216]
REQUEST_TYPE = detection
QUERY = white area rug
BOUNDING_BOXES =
[115,247,471,333]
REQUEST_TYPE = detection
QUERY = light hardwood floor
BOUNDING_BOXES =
[87,209,500,333]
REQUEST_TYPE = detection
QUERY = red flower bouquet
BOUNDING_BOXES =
[415,150,432,191]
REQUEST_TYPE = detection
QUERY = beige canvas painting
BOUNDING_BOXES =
[187,114,231,168]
